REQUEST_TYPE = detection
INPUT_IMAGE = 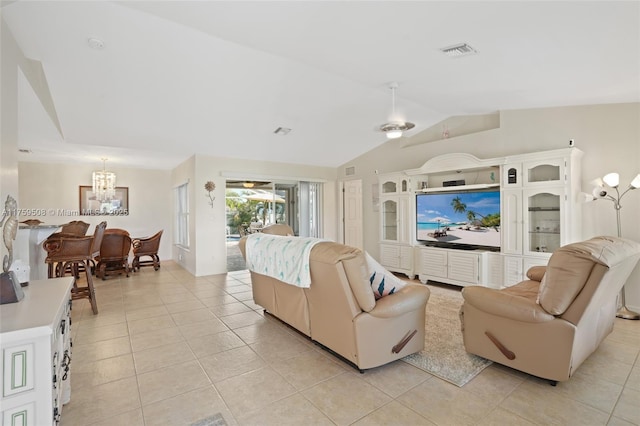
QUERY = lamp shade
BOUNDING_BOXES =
[592,186,607,199]
[580,192,596,203]
[630,173,640,189]
[603,172,620,188]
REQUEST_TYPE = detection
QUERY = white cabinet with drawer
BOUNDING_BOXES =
[1,278,73,426]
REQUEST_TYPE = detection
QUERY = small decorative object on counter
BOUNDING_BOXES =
[1,195,24,304]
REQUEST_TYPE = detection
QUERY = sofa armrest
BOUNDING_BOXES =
[526,265,546,282]
[462,286,554,323]
[368,284,430,319]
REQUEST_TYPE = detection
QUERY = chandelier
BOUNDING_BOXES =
[92,158,116,202]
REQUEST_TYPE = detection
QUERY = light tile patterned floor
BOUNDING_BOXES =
[61,262,640,425]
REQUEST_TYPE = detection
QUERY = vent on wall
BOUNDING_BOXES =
[440,43,477,58]
[345,166,356,176]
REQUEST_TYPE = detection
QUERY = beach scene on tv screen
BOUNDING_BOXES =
[416,191,501,248]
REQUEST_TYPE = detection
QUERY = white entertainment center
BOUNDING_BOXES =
[379,148,583,289]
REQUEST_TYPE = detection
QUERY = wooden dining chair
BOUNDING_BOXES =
[60,220,90,236]
[96,228,132,280]
[131,230,163,271]
[43,221,106,314]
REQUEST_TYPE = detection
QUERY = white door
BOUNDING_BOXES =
[343,179,363,249]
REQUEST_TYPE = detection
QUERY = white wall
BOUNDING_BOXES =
[339,102,640,311]
[18,162,172,260]
[172,154,338,276]
[1,18,23,269]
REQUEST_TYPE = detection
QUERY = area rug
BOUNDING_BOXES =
[402,282,492,387]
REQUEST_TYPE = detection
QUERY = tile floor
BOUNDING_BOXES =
[62,262,640,426]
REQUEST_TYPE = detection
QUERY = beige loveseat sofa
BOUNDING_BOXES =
[239,226,430,370]
[460,236,640,383]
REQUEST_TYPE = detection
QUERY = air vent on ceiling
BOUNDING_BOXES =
[440,43,477,58]
[274,127,291,135]
[18,149,32,154]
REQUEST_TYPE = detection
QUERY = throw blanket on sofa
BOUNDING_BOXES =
[245,233,325,287]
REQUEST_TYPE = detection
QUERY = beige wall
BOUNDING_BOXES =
[18,162,172,260]
[340,102,640,311]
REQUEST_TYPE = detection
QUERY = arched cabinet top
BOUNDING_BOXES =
[406,153,505,175]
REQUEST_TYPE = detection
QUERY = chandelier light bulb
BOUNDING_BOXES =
[602,172,620,188]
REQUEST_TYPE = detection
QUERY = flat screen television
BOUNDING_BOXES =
[416,189,501,251]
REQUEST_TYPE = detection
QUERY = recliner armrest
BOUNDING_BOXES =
[368,285,430,318]
[526,265,547,282]
[462,286,554,323]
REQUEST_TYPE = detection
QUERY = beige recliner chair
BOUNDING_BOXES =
[460,236,640,384]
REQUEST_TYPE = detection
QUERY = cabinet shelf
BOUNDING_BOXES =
[417,183,500,193]
[528,207,560,211]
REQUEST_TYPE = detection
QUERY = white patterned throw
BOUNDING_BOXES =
[245,233,325,287]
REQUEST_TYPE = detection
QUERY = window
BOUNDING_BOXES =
[175,182,189,247]
[298,181,323,238]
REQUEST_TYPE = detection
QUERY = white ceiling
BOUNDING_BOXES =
[3,1,639,170]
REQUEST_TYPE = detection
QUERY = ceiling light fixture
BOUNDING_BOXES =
[92,158,116,202]
[379,82,414,139]
[243,182,255,188]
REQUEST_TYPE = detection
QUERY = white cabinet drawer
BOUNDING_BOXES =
[3,344,34,397]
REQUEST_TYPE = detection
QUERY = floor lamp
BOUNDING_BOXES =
[590,172,640,320]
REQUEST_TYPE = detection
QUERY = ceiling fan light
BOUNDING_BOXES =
[243,182,255,188]
[386,129,403,139]
[378,83,415,140]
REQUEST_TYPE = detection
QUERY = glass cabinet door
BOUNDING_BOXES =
[382,199,398,241]
[524,158,564,186]
[525,189,563,255]
[381,180,397,194]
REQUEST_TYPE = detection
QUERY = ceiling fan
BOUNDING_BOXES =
[378,82,415,139]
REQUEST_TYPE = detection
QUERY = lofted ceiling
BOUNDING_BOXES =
[2,1,638,170]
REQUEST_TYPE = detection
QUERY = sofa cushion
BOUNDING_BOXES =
[365,253,407,299]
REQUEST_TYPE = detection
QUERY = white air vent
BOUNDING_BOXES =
[440,43,477,58]
[18,149,32,154]
[345,166,356,176]
[273,127,291,135]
